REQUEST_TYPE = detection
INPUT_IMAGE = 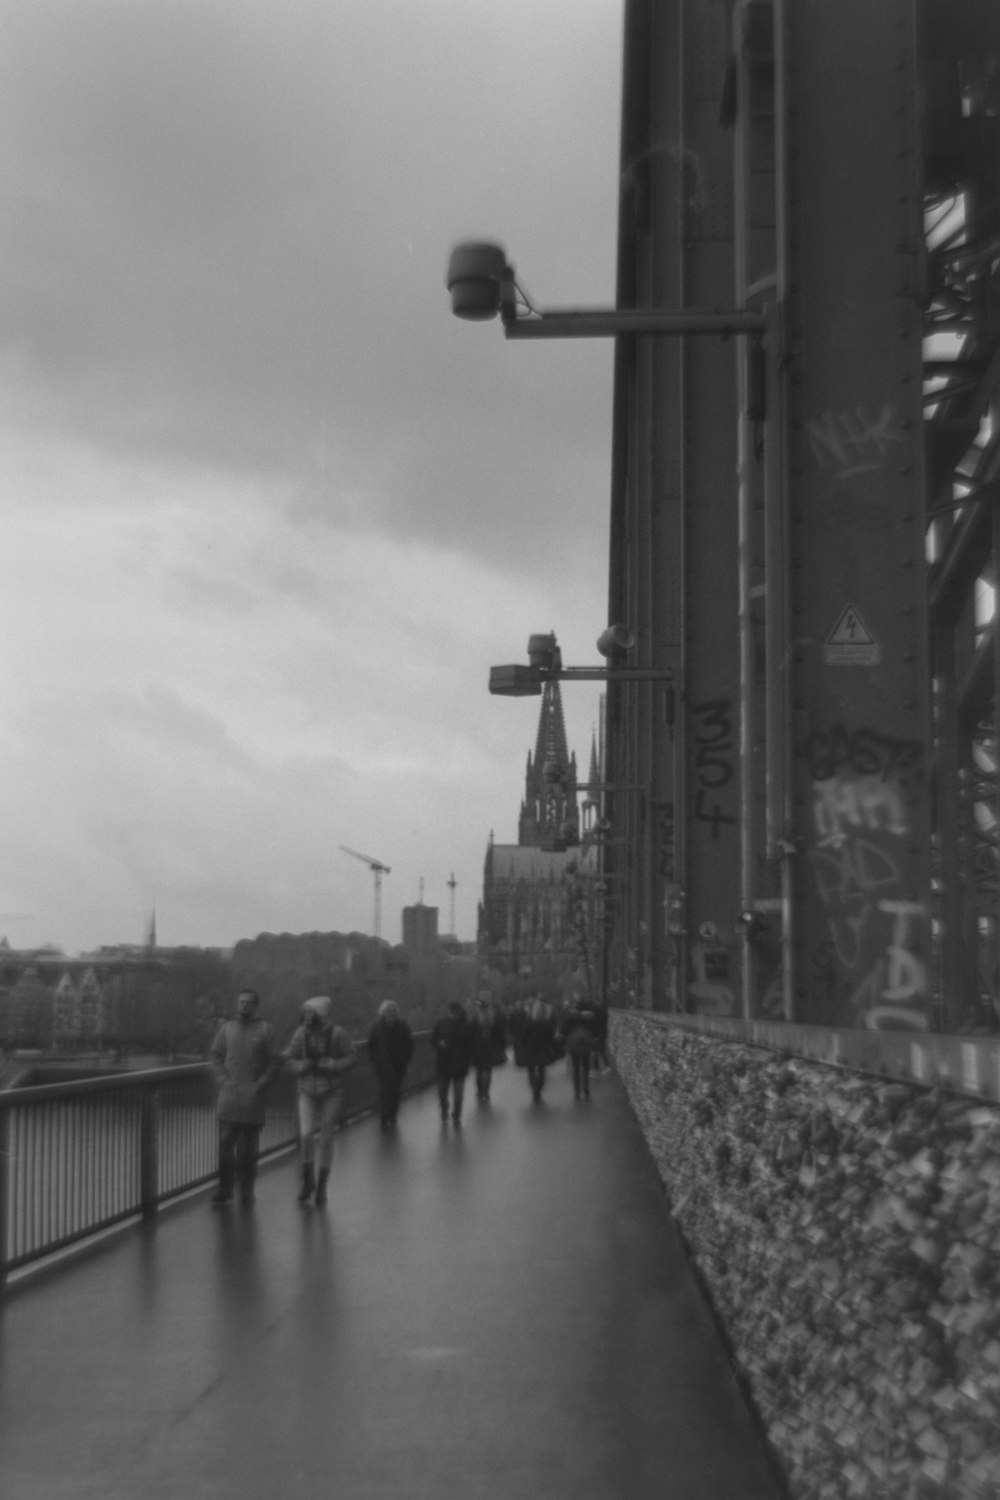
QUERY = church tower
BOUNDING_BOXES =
[518,680,580,850]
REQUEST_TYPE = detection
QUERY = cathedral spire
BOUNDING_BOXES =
[518,680,580,849]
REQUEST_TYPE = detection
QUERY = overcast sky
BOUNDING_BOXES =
[0,0,622,955]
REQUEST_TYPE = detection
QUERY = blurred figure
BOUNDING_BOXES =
[429,998,474,1125]
[286,996,356,1206]
[590,995,610,1072]
[367,999,415,1130]
[559,998,598,1101]
[469,996,506,1103]
[508,998,529,1068]
[209,989,283,1207]
[521,997,557,1104]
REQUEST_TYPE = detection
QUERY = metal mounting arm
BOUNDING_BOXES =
[447,242,764,340]
[489,663,672,697]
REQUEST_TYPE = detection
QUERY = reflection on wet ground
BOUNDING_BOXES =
[0,1061,782,1500]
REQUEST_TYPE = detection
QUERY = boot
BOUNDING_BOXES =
[314,1168,330,1208]
[298,1163,315,1203]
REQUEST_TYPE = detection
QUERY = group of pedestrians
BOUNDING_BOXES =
[429,992,609,1121]
[207,986,609,1205]
[428,994,508,1124]
[506,994,608,1103]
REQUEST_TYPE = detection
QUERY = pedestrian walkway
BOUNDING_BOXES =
[0,1061,783,1500]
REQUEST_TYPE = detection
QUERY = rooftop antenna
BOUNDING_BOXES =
[339,845,391,939]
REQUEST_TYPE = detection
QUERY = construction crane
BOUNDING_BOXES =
[339,845,391,939]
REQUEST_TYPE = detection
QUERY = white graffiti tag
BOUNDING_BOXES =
[807,403,905,479]
[813,773,909,846]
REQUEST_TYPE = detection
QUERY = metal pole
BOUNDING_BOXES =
[139,1086,159,1219]
[0,1107,9,1293]
[503,309,765,340]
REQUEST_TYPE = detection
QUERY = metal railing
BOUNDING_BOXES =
[0,1036,435,1285]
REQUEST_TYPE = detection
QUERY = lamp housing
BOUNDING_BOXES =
[446,242,509,321]
[596,623,635,657]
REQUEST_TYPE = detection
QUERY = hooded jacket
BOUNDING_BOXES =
[285,996,356,1099]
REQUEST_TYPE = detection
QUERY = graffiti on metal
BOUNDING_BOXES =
[692,699,737,839]
[689,919,736,1017]
[806,402,905,480]
[802,724,928,1030]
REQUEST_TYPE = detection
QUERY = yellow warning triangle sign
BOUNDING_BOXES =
[827,605,876,646]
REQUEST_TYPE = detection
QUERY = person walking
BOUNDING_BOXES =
[429,998,473,1125]
[590,995,610,1073]
[469,996,506,1103]
[521,997,557,1104]
[508,997,529,1067]
[209,988,283,1207]
[286,996,356,1206]
[367,999,415,1130]
[560,997,598,1101]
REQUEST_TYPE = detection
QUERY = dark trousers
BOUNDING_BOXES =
[378,1071,405,1125]
[217,1121,261,1199]
[474,1065,493,1100]
[527,1063,547,1100]
[571,1052,591,1099]
[437,1072,466,1120]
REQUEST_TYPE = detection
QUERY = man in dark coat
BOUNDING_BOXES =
[521,997,557,1103]
[367,999,415,1130]
[469,997,506,1103]
[429,999,474,1125]
[559,997,598,1101]
[209,988,283,1206]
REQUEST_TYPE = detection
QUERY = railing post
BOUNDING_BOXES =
[139,1086,159,1219]
[0,1107,9,1293]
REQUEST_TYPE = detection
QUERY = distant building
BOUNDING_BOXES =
[0,942,229,1054]
[402,903,438,954]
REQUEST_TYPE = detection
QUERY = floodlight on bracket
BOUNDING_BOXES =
[489,631,672,697]
[446,242,765,341]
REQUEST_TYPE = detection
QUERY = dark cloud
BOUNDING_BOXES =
[0,0,620,576]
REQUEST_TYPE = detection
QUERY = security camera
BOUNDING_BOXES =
[446,242,509,321]
[596,623,635,657]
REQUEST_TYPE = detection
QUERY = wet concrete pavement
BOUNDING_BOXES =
[0,1061,783,1500]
